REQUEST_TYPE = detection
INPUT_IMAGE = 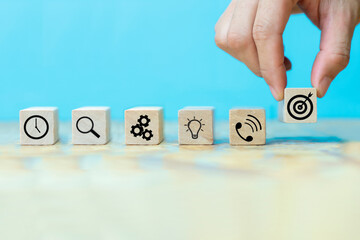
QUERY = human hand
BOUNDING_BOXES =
[215,0,360,100]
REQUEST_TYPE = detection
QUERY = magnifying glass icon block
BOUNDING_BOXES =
[76,117,100,138]
[72,107,111,145]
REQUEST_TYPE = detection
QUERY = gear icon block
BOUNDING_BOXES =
[125,107,164,145]
[130,115,153,141]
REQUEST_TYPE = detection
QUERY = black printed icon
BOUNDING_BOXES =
[130,115,153,141]
[76,116,100,138]
[185,117,205,139]
[24,115,49,140]
[287,92,314,120]
[235,114,262,142]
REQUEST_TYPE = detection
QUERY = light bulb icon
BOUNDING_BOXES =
[185,117,205,139]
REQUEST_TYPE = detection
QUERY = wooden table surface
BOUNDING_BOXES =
[0,120,359,240]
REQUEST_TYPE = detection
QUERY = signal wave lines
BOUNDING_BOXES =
[245,114,262,133]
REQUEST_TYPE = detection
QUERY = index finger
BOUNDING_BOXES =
[253,0,295,100]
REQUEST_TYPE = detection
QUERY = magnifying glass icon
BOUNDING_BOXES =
[76,116,100,138]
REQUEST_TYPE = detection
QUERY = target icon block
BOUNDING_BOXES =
[279,88,317,123]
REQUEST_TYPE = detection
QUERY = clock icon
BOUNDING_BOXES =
[24,115,49,140]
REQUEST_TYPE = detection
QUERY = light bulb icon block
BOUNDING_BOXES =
[178,107,214,145]
[186,117,205,139]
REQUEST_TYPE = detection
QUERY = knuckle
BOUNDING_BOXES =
[325,42,351,69]
[259,62,285,76]
[214,34,228,49]
[227,32,252,51]
[331,51,350,69]
[252,23,271,41]
[259,66,273,76]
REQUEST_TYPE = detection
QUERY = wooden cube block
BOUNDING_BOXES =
[20,107,59,145]
[72,107,111,145]
[178,107,214,145]
[125,107,164,145]
[229,108,266,146]
[279,88,317,123]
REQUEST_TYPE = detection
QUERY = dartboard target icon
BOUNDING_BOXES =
[287,92,314,120]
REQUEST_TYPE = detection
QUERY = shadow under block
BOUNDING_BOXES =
[279,88,317,123]
[72,107,110,145]
[20,107,59,145]
[178,107,214,145]
[125,107,164,145]
[229,108,266,146]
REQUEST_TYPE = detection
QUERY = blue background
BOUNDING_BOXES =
[0,0,359,121]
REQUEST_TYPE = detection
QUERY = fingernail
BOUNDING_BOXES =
[284,57,292,71]
[317,77,332,98]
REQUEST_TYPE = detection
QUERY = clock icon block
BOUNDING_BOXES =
[20,107,59,145]
[24,115,49,140]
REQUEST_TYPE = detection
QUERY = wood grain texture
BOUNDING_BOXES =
[229,108,266,145]
[178,107,214,145]
[72,107,110,145]
[1,120,360,240]
[125,107,164,145]
[279,88,317,123]
[19,107,58,145]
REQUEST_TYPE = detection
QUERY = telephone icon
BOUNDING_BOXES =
[235,122,253,142]
[235,114,263,143]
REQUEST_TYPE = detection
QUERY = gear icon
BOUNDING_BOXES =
[142,129,153,141]
[130,115,153,141]
[138,115,151,127]
[130,124,144,137]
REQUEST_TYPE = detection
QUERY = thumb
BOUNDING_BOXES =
[311,7,358,98]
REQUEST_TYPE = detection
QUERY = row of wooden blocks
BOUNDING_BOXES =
[19,88,317,146]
